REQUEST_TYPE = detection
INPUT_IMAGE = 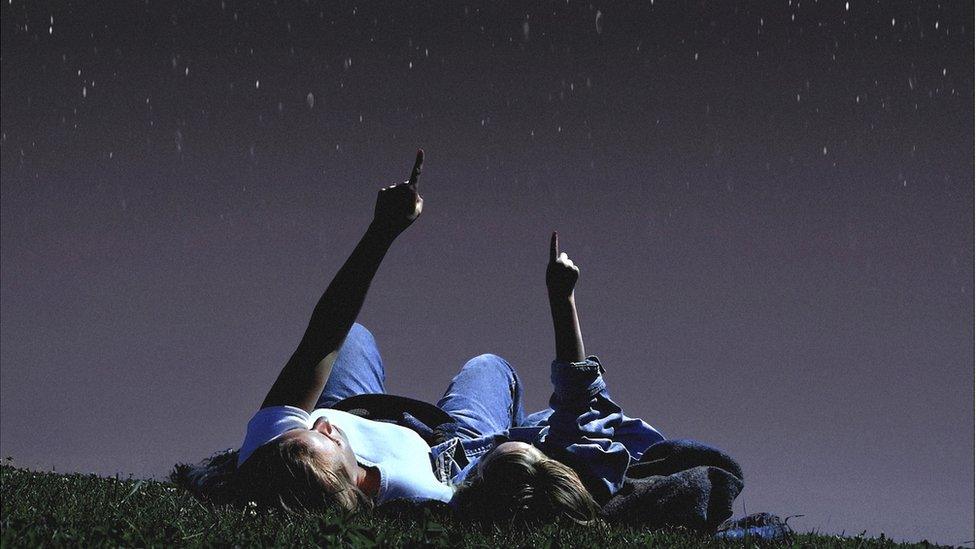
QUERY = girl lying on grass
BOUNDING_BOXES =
[449,232,669,524]
[232,150,668,524]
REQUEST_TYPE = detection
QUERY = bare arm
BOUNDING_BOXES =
[546,231,585,363]
[261,150,425,411]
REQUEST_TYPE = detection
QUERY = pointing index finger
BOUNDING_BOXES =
[408,148,424,186]
[550,231,559,263]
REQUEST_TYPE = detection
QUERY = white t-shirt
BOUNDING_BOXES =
[238,406,454,505]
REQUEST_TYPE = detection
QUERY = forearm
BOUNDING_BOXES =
[262,223,395,409]
[300,223,395,355]
[549,292,585,363]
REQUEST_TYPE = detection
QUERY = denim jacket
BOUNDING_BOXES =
[430,356,666,501]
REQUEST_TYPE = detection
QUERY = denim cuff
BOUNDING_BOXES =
[553,356,605,373]
[551,355,606,398]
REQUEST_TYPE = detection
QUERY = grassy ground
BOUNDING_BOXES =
[0,463,949,548]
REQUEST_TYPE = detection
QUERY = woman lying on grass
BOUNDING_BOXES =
[235,149,441,511]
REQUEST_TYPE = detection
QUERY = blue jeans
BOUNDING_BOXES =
[314,323,526,442]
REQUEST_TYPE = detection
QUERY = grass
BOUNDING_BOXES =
[0,463,951,548]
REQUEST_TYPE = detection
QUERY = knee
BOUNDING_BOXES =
[463,353,519,381]
[345,323,376,347]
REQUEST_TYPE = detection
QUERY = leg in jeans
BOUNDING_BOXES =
[314,323,386,409]
[436,354,526,441]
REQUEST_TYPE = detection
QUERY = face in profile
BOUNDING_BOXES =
[279,417,361,484]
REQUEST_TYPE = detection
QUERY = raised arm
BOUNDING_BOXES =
[541,233,664,501]
[546,231,585,363]
[260,150,425,411]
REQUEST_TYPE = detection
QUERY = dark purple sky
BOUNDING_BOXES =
[1,1,972,544]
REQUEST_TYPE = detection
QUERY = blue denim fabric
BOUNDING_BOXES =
[444,356,666,499]
[315,326,524,435]
[536,356,666,497]
[435,354,526,441]
[313,323,387,409]
[426,354,528,485]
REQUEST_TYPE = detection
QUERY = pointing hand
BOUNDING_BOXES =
[546,231,579,298]
[372,149,424,237]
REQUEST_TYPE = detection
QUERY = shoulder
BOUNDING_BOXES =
[238,406,311,466]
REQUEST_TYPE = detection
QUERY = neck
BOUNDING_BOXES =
[357,465,380,497]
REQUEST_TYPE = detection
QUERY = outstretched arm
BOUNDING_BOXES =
[260,150,425,411]
[546,231,585,363]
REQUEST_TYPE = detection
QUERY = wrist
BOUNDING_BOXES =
[365,221,399,246]
[548,291,575,305]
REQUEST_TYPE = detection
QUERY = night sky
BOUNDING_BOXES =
[1,1,972,544]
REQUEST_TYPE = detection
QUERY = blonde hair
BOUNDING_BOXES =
[453,444,600,525]
[237,435,373,515]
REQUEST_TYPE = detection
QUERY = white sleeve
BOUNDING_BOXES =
[237,406,311,466]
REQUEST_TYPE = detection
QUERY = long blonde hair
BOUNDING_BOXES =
[237,436,373,515]
[453,445,600,525]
